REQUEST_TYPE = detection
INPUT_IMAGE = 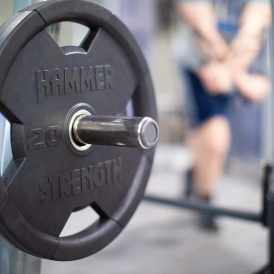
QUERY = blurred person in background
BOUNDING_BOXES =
[174,0,271,230]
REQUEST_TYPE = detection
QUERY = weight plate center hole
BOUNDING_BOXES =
[69,110,92,151]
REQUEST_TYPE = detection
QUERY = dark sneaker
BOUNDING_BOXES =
[199,213,219,231]
[184,169,194,199]
[198,196,219,232]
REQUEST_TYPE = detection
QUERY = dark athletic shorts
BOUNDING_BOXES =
[183,69,231,128]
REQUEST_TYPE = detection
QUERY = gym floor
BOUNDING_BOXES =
[42,144,267,274]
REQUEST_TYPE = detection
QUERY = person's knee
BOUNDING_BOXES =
[202,116,231,158]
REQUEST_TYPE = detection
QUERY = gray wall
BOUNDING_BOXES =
[0,0,13,25]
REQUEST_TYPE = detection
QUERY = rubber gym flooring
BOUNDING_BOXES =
[42,144,267,274]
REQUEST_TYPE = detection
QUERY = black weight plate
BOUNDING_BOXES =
[0,0,157,261]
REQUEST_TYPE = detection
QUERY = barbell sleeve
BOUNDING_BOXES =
[72,115,159,149]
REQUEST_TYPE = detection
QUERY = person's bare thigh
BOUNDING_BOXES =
[187,116,231,157]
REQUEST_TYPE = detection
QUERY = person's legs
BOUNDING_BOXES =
[186,115,231,230]
[187,115,231,198]
[182,69,231,229]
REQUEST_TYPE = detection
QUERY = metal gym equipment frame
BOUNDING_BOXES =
[144,163,273,274]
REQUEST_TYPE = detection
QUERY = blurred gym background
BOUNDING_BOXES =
[0,0,271,273]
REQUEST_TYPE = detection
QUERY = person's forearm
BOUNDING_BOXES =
[177,2,228,59]
[197,60,271,100]
[238,2,271,37]
[228,2,271,71]
[226,45,263,74]
[229,2,271,101]
[234,72,271,102]
[177,2,216,39]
